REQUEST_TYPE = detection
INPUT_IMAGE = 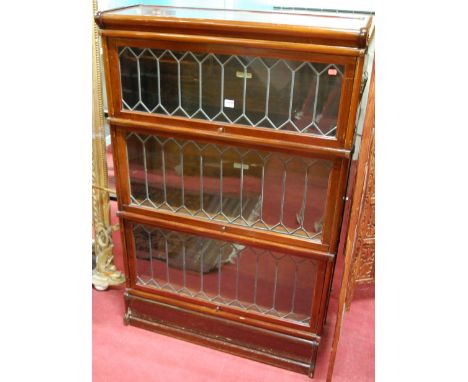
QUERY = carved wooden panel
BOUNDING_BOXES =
[346,131,375,307]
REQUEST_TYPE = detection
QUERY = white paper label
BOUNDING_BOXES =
[233,163,249,170]
[224,99,235,108]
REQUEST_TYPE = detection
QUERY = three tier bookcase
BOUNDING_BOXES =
[96,5,372,377]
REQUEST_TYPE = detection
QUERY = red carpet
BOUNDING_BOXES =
[93,201,374,381]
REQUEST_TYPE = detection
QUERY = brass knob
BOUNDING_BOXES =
[218,127,224,133]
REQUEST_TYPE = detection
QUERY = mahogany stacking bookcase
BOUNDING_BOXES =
[95,5,372,377]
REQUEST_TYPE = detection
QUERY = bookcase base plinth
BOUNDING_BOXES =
[124,292,319,377]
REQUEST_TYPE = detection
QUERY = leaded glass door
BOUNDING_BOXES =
[105,38,358,330]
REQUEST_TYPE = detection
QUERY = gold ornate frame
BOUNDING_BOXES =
[92,0,125,290]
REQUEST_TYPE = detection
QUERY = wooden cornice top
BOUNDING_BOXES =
[95,5,373,49]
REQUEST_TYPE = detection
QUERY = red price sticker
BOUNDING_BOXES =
[328,68,338,76]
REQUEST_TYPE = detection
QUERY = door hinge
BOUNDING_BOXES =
[360,70,369,98]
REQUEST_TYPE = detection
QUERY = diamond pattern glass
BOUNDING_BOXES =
[119,47,344,137]
[126,132,332,241]
[133,224,318,324]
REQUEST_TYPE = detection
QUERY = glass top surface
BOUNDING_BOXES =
[103,4,370,31]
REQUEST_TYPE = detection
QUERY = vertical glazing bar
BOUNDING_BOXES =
[136,52,142,111]
[300,165,310,233]
[253,252,260,306]
[290,263,298,315]
[279,163,287,224]
[177,58,182,111]
[156,56,161,107]
[126,139,138,205]
[182,240,187,289]
[200,250,204,293]
[198,57,202,110]
[312,71,320,123]
[164,235,170,285]
[264,66,271,124]
[118,48,125,109]
[161,143,167,204]
[219,154,223,216]
[200,154,204,212]
[148,229,154,284]
[180,147,185,206]
[217,248,222,297]
[242,63,247,117]
[288,70,295,126]
[235,253,240,302]
[220,60,225,116]
[142,138,149,201]
[259,157,266,222]
[272,260,279,310]
[239,154,244,217]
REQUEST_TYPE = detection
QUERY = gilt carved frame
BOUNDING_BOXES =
[92,0,125,290]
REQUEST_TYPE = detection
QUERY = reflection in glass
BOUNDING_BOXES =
[133,224,318,324]
[119,47,343,137]
[126,132,332,241]
[119,48,139,109]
